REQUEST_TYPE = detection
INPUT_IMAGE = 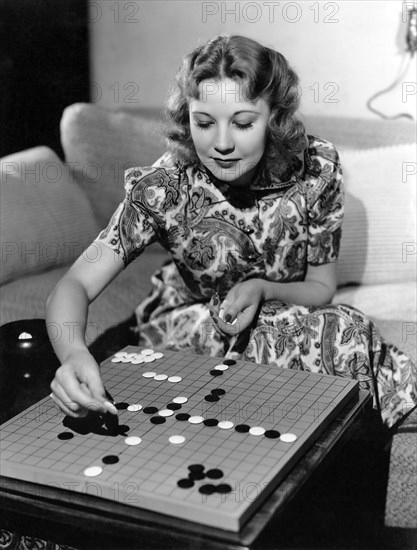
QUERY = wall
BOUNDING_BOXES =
[89,0,416,120]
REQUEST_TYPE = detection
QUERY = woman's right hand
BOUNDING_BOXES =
[50,349,117,418]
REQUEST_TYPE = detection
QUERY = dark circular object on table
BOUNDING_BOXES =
[209,370,223,377]
[177,478,194,489]
[143,406,158,414]
[150,416,166,425]
[189,471,205,481]
[199,484,217,495]
[206,468,223,479]
[222,359,236,366]
[188,464,205,473]
[115,402,129,410]
[0,319,61,413]
[211,388,226,396]
[204,394,219,402]
[102,455,119,464]
[216,483,232,494]
[235,424,250,433]
[176,413,191,421]
[264,430,281,439]
[57,432,74,440]
[166,402,182,411]
[203,418,219,427]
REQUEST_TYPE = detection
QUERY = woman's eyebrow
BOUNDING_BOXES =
[191,110,261,116]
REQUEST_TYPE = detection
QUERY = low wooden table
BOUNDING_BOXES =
[0,390,371,550]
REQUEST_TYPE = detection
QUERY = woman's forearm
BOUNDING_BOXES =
[46,278,91,363]
[262,279,335,306]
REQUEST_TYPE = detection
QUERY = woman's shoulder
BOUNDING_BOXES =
[123,152,183,192]
[304,135,342,175]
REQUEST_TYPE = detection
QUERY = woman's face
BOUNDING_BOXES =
[189,78,270,187]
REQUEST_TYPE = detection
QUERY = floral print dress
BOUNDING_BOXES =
[95,136,416,428]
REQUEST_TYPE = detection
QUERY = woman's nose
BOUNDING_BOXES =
[213,127,235,156]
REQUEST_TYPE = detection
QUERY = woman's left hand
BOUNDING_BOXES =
[209,279,267,335]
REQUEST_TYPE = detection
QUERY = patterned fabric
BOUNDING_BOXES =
[95,136,417,428]
[0,530,78,550]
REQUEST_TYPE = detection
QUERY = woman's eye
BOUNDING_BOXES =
[234,122,253,130]
[194,121,212,130]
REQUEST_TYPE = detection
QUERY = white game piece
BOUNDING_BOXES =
[280,433,297,443]
[154,374,168,381]
[152,352,164,359]
[18,332,32,339]
[249,427,265,436]
[84,466,103,477]
[173,396,188,404]
[121,357,132,363]
[144,356,156,363]
[214,364,229,371]
[125,436,142,446]
[141,348,155,356]
[158,409,174,417]
[125,353,138,358]
[114,351,128,357]
[127,404,142,412]
[143,372,157,378]
[167,376,182,383]
[188,416,204,424]
[131,357,145,364]
[111,357,123,363]
[169,435,185,445]
[218,421,234,430]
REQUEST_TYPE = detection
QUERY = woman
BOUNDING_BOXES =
[47,35,416,428]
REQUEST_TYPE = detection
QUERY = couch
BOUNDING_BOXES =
[1,103,416,530]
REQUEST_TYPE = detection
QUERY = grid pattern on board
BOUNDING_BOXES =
[1,346,358,531]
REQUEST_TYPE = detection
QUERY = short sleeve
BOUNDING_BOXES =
[306,139,344,265]
[94,165,169,266]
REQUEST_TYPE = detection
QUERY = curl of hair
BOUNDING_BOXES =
[163,35,307,179]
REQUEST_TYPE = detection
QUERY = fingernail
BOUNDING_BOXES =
[225,313,232,323]
[219,308,225,320]
[104,401,118,415]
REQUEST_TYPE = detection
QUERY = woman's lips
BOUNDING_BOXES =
[212,158,240,169]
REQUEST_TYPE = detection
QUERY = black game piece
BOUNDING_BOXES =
[203,418,219,427]
[216,483,232,494]
[57,432,74,440]
[235,424,250,433]
[176,413,190,421]
[264,430,281,439]
[209,370,223,377]
[199,484,217,495]
[150,416,166,424]
[206,469,223,479]
[143,406,158,414]
[177,478,194,489]
[189,471,205,481]
[211,388,226,396]
[102,455,119,464]
[115,402,129,410]
[188,464,205,473]
[222,359,236,366]
[167,403,182,410]
[205,394,219,402]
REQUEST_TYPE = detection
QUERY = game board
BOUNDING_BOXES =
[0,347,359,532]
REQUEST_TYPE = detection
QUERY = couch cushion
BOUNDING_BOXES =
[61,103,166,228]
[0,244,168,333]
[0,146,101,285]
[336,144,416,286]
[334,281,416,322]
